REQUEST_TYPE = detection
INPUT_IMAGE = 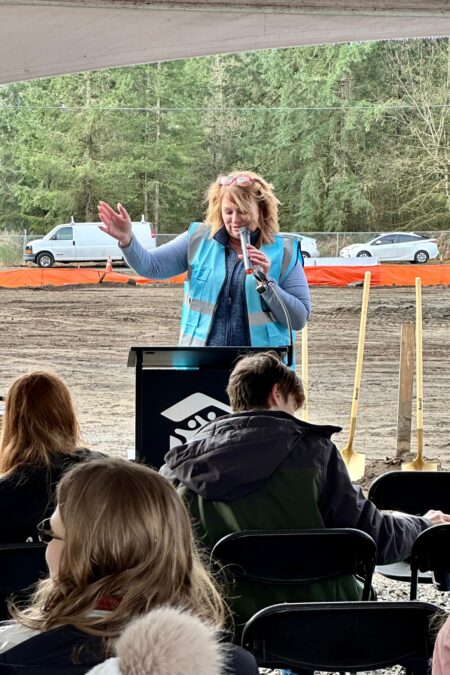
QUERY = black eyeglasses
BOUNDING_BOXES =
[37,518,64,544]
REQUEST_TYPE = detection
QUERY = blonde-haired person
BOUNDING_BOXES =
[0,458,258,675]
[0,370,103,543]
[99,171,311,349]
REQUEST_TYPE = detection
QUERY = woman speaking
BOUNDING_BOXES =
[98,171,311,348]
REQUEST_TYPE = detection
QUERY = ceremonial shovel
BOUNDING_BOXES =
[341,271,371,481]
[402,277,438,471]
[300,324,308,422]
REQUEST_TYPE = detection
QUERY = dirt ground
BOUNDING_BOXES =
[1,281,449,485]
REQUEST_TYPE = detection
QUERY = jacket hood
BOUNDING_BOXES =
[163,411,341,500]
[87,607,223,675]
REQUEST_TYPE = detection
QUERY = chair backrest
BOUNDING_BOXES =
[0,542,47,620]
[368,470,450,514]
[242,601,443,673]
[211,529,377,600]
[410,524,450,599]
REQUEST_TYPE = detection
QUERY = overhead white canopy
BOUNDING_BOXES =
[1,0,450,85]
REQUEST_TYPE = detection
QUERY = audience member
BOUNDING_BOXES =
[0,458,258,675]
[433,613,450,675]
[161,351,450,627]
[0,370,103,542]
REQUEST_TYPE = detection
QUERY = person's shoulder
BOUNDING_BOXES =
[243,411,342,441]
[224,643,258,675]
[0,464,45,490]
[187,222,213,241]
[188,221,205,232]
[0,622,104,667]
[199,410,341,440]
[72,448,106,461]
[43,449,105,483]
[274,232,296,245]
[0,621,40,655]
[295,418,342,441]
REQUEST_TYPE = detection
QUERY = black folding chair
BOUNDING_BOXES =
[368,470,450,514]
[242,601,443,675]
[410,524,450,599]
[368,470,450,587]
[0,542,47,620]
[212,529,377,600]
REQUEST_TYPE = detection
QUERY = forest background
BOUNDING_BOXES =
[0,37,450,235]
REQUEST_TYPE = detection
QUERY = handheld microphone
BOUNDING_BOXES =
[239,227,254,275]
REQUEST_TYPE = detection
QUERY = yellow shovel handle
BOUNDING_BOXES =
[415,277,424,459]
[348,271,371,444]
[301,325,308,422]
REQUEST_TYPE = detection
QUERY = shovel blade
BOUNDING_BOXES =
[341,449,366,481]
[401,458,438,471]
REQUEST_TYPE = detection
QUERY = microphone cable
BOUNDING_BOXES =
[254,267,294,368]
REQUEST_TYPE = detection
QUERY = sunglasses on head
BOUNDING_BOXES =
[37,517,64,544]
[217,175,255,187]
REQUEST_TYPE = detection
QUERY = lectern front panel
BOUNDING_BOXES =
[137,368,231,468]
[129,346,292,469]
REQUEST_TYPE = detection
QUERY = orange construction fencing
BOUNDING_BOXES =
[0,268,185,288]
[1,265,450,289]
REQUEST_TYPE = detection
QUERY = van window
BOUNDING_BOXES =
[52,226,73,241]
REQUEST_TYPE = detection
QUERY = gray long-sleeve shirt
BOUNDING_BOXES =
[122,228,311,345]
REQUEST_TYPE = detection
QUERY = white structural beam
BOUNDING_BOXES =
[0,1,450,84]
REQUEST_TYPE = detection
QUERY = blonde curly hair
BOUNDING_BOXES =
[204,170,280,245]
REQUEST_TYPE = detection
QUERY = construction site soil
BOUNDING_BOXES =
[1,281,449,486]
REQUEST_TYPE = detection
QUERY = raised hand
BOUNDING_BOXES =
[98,201,133,247]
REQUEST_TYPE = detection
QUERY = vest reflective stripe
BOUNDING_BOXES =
[179,222,299,347]
[186,222,209,281]
[250,311,275,326]
[183,295,216,316]
[179,333,204,347]
[280,237,297,281]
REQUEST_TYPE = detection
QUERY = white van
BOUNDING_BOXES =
[23,217,156,268]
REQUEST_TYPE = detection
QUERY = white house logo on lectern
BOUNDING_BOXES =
[161,393,231,449]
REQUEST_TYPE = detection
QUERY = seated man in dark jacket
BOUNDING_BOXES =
[160,351,450,628]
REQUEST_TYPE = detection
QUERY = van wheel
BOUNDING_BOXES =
[36,252,54,268]
[302,252,311,258]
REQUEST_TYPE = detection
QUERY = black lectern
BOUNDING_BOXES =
[127,345,293,468]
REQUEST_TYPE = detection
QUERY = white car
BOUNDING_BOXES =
[281,233,320,258]
[340,232,439,264]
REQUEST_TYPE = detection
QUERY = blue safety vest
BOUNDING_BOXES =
[179,223,299,347]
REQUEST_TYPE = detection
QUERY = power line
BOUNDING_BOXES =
[1,104,450,112]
